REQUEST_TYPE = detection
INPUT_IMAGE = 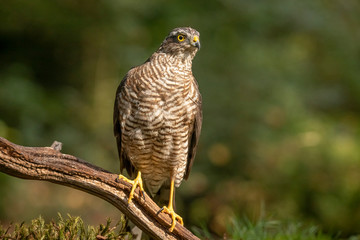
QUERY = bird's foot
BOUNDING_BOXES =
[159,205,183,232]
[118,172,144,203]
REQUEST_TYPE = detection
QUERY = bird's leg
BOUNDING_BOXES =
[119,171,144,203]
[159,178,183,232]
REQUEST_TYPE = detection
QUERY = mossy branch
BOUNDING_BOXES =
[0,137,200,240]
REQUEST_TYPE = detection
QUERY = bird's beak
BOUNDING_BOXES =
[191,35,201,49]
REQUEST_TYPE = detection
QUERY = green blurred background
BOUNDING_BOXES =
[1,0,360,237]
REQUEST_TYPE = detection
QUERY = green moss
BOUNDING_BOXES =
[0,214,132,240]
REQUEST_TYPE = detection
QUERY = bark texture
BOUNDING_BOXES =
[0,137,200,240]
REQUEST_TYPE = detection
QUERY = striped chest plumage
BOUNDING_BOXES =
[117,53,200,194]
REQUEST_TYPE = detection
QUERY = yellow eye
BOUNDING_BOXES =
[177,34,185,42]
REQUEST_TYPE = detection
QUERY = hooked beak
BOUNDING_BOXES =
[191,35,201,49]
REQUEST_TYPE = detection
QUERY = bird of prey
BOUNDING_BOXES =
[113,27,202,232]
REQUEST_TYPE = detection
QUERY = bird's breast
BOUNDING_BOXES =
[120,69,200,192]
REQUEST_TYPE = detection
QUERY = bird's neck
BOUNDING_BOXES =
[151,52,194,73]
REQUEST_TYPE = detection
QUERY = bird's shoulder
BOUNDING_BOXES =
[115,61,148,92]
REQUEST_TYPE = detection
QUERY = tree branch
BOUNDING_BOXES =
[0,137,200,240]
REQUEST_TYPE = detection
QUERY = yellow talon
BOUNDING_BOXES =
[159,179,183,232]
[160,205,183,232]
[119,171,144,203]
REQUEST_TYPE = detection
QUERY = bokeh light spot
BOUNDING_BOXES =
[208,143,231,166]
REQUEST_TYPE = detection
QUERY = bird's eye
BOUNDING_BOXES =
[177,35,185,42]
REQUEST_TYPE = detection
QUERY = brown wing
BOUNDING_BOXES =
[113,73,136,177]
[184,81,202,180]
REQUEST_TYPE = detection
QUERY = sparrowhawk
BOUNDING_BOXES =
[113,27,202,232]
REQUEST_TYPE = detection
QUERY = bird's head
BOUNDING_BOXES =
[158,27,200,59]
